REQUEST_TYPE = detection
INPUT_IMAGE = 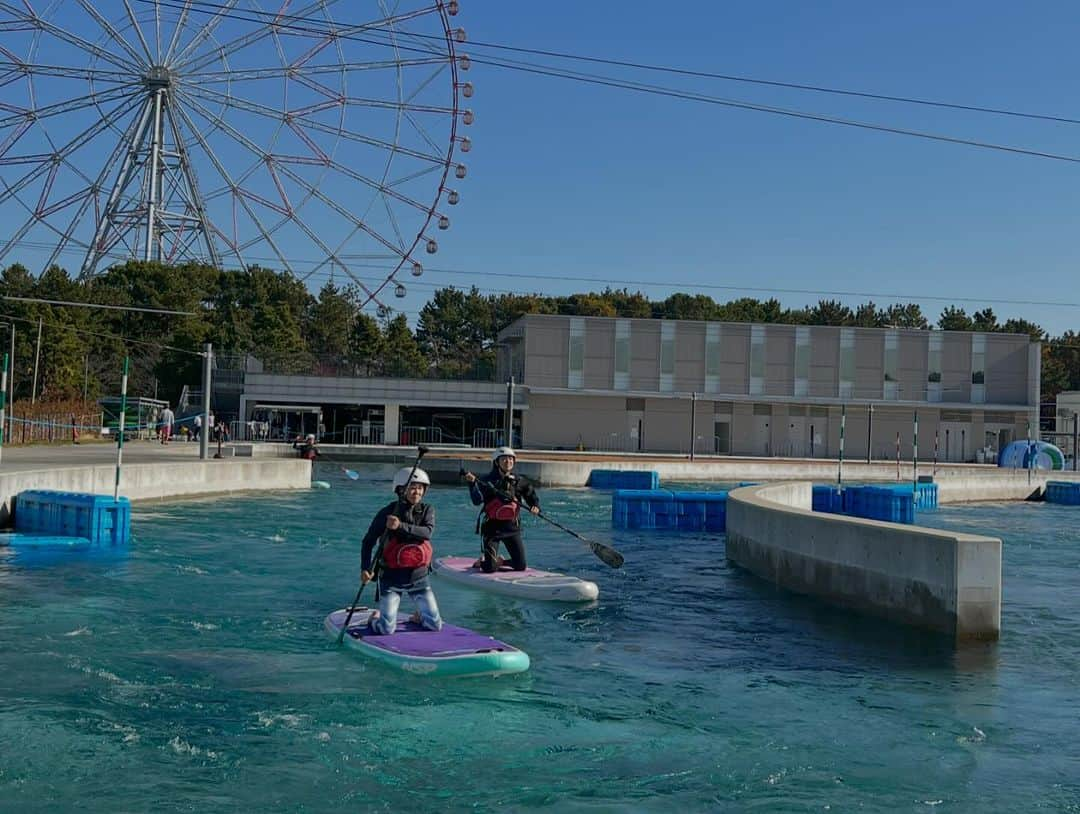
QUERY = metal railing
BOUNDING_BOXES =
[344,423,385,445]
[400,425,443,445]
[585,433,639,453]
[472,428,520,448]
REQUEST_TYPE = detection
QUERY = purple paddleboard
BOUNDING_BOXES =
[324,607,529,677]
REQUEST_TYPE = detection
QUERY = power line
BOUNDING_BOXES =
[154,0,1080,127]
[0,311,204,357]
[279,259,1080,311]
[145,0,1080,166]
[2,227,1077,313]
[3,296,196,316]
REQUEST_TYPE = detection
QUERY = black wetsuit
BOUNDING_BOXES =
[293,440,319,460]
[468,469,540,572]
[361,500,435,591]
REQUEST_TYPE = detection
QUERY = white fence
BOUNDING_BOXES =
[344,423,385,445]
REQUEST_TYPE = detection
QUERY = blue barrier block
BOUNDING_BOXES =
[590,470,660,490]
[1046,481,1080,506]
[0,532,92,549]
[613,489,727,532]
[15,490,131,546]
[812,485,845,514]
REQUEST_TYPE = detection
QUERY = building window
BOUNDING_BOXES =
[705,323,721,392]
[883,330,899,400]
[660,321,675,392]
[927,332,942,402]
[614,319,630,390]
[568,317,584,389]
[839,328,855,399]
[971,334,986,404]
[794,326,809,397]
[750,325,765,396]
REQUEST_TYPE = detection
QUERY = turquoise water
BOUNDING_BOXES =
[2,468,1079,812]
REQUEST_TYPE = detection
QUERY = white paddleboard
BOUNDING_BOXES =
[433,556,599,602]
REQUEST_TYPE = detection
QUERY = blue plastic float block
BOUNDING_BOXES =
[15,490,131,546]
[612,488,675,530]
[1046,481,1080,506]
[612,489,728,532]
[670,491,728,533]
[875,483,938,510]
[0,532,92,549]
[590,469,660,490]
[852,486,914,524]
[812,485,844,514]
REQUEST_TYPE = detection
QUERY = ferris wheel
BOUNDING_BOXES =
[0,0,472,308]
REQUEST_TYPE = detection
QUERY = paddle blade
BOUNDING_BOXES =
[591,541,624,569]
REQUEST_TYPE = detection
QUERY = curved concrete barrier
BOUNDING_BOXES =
[726,482,1001,640]
[0,458,312,525]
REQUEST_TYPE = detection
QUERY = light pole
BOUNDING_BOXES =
[0,322,13,441]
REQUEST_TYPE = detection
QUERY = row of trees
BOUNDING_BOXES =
[1,261,1078,406]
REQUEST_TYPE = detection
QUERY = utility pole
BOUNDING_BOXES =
[200,343,212,460]
[689,391,698,460]
[31,317,42,404]
[503,376,514,447]
[866,403,874,464]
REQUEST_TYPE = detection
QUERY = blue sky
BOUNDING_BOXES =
[407,0,1080,334]
[2,1,1079,336]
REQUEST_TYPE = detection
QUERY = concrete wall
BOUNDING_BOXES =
[0,459,312,525]
[725,482,1002,639]
[583,318,615,390]
[521,393,625,449]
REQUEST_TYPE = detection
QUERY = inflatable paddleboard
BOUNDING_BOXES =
[433,556,599,602]
[324,607,530,678]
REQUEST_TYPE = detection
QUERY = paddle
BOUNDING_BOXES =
[461,467,625,569]
[336,446,429,644]
[340,466,360,480]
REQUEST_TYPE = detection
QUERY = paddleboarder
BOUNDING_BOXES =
[465,447,541,573]
[360,467,443,634]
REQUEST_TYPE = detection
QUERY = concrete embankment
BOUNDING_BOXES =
[0,458,312,525]
[290,442,1080,502]
[725,482,1002,640]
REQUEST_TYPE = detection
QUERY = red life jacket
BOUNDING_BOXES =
[484,496,520,523]
[381,533,433,570]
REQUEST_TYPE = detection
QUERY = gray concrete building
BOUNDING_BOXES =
[498,314,1039,461]
[222,313,1039,463]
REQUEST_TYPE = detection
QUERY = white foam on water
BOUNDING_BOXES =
[63,626,92,637]
[168,736,219,760]
[254,711,306,729]
[176,565,208,576]
[190,621,219,631]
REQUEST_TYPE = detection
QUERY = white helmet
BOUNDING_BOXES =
[393,466,431,491]
[492,446,516,463]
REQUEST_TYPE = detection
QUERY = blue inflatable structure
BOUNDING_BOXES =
[997,441,1065,471]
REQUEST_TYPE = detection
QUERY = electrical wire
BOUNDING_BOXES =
[3,295,196,315]
[143,0,1080,165]
[148,0,1080,127]
[0,312,205,357]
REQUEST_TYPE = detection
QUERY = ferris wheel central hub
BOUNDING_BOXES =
[143,66,173,90]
